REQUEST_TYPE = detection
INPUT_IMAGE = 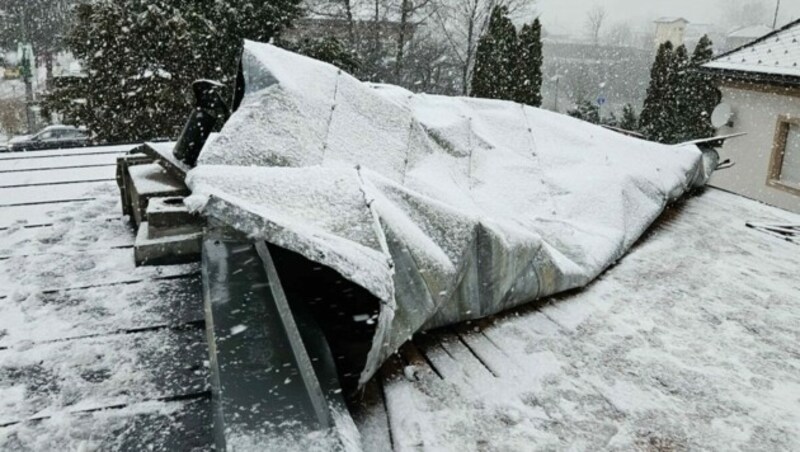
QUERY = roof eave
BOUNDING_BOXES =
[698,66,800,89]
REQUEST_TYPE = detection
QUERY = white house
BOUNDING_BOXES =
[724,24,775,51]
[654,17,689,49]
[701,18,800,213]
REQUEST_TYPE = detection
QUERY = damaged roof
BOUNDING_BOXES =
[364,188,800,450]
[2,143,800,449]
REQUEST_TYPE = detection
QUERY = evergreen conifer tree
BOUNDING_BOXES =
[602,111,619,128]
[470,6,518,101]
[278,37,361,74]
[514,18,543,107]
[470,31,494,99]
[619,104,639,131]
[678,35,719,141]
[567,99,600,124]
[45,0,301,142]
[641,38,719,144]
[665,44,690,143]
[640,42,677,143]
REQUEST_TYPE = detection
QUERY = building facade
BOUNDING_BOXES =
[701,19,800,213]
[654,17,689,49]
[724,25,774,52]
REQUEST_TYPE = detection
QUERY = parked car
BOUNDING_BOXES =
[3,125,90,152]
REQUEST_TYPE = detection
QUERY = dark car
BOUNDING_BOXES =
[4,126,90,152]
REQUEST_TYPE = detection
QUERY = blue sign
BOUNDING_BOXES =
[596,96,607,106]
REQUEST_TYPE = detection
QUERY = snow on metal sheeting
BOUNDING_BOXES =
[704,19,800,77]
[368,188,800,451]
[187,41,718,385]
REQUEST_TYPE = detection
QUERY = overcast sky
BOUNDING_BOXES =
[534,0,800,35]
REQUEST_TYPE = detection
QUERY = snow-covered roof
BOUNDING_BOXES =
[704,18,800,79]
[655,17,689,24]
[727,24,774,39]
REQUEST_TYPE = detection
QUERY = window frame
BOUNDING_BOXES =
[37,130,56,141]
[767,115,800,196]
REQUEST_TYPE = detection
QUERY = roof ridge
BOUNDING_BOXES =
[710,17,800,63]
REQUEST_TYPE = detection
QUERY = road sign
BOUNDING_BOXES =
[596,96,607,106]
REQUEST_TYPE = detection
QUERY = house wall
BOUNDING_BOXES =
[712,82,800,213]
[654,21,687,49]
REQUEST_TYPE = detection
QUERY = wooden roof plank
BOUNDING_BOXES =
[0,181,117,207]
[0,166,117,188]
[0,397,213,451]
[0,327,208,427]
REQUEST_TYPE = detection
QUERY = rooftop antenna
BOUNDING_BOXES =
[772,0,781,29]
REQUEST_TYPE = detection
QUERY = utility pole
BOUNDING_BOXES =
[553,75,560,112]
[773,0,781,29]
[20,2,37,133]
[21,47,36,134]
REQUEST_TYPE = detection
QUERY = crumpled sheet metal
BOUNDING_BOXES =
[187,41,718,385]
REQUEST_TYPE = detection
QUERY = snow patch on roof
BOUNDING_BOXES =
[727,24,774,39]
[704,19,800,78]
[655,17,689,24]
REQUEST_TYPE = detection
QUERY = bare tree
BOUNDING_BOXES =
[301,0,357,44]
[298,0,532,94]
[606,21,634,48]
[430,0,529,94]
[585,5,606,46]
[397,27,461,94]
[395,0,434,78]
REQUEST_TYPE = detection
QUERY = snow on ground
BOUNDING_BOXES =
[0,148,210,450]
[369,188,800,451]
[0,165,114,187]
[1,399,210,451]
[0,328,206,425]
[0,144,131,160]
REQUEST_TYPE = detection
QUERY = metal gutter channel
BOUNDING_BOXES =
[202,227,351,450]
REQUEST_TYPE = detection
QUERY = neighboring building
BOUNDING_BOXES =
[724,24,774,51]
[654,17,689,49]
[701,18,800,213]
[653,19,723,53]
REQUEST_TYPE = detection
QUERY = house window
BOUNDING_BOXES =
[768,116,800,195]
